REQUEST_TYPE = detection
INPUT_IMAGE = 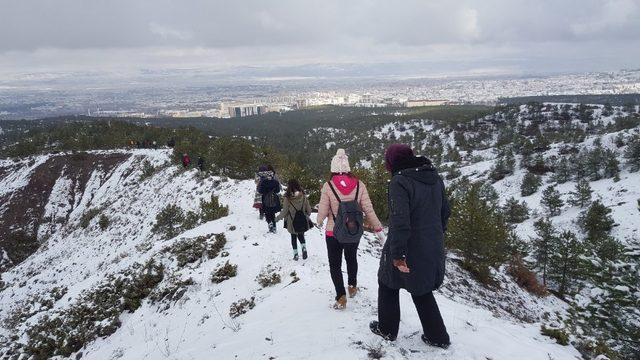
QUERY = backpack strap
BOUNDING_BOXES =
[354,181,360,202]
[287,197,298,221]
[327,181,341,203]
[327,182,340,221]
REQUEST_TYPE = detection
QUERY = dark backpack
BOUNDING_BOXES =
[289,198,312,233]
[263,190,280,210]
[329,182,364,244]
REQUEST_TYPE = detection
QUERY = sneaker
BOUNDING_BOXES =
[348,285,358,298]
[369,321,396,341]
[302,249,308,260]
[333,295,347,310]
[293,253,299,261]
[421,334,450,349]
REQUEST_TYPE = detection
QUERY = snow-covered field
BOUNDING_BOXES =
[0,149,584,359]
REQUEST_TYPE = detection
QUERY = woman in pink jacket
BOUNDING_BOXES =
[316,149,385,309]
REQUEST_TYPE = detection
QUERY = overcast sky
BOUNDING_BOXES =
[1,0,639,78]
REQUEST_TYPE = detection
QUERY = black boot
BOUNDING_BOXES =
[369,321,396,341]
[302,249,308,260]
[421,334,450,349]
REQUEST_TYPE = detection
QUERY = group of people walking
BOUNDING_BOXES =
[182,153,205,171]
[253,145,451,349]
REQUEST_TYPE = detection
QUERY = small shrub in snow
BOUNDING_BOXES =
[152,204,185,239]
[211,261,237,283]
[139,159,156,181]
[98,214,110,230]
[149,275,195,304]
[164,233,226,268]
[256,266,281,288]
[208,233,227,258]
[79,208,101,228]
[540,325,569,346]
[182,210,200,230]
[507,256,547,297]
[199,194,229,223]
[574,339,620,360]
[229,297,255,318]
[363,342,386,359]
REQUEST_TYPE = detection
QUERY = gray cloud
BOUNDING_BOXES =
[0,0,639,76]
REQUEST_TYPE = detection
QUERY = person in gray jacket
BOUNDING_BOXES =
[370,144,451,349]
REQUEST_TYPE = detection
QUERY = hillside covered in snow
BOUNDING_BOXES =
[0,101,639,359]
[0,149,583,360]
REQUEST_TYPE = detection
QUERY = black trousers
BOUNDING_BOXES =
[291,233,306,249]
[326,236,359,300]
[378,281,449,344]
[264,211,276,225]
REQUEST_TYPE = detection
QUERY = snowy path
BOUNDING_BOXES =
[84,179,581,360]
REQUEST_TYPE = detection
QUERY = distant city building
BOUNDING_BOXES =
[227,104,271,118]
[405,99,449,107]
[295,99,308,109]
[360,93,373,103]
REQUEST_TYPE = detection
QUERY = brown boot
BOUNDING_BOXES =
[348,285,358,298]
[333,295,347,310]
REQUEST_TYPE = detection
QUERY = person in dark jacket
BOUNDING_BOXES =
[370,143,451,349]
[197,156,205,171]
[257,165,282,233]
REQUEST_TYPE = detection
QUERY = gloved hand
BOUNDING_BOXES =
[393,258,410,273]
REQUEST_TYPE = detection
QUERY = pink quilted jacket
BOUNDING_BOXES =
[316,178,383,236]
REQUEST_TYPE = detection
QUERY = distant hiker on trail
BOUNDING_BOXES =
[254,165,268,219]
[257,165,282,233]
[152,140,157,149]
[197,156,205,171]
[370,144,451,349]
[275,179,313,261]
[167,138,176,148]
[182,153,191,168]
[316,148,385,310]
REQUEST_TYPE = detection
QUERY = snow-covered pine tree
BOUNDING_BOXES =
[520,171,542,196]
[532,217,556,285]
[568,179,593,208]
[541,185,564,216]
[547,230,582,297]
[602,149,620,179]
[446,183,511,284]
[624,134,640,171]
[501,197,530,223]
[553,157,572,183]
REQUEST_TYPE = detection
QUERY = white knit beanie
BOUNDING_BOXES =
[330,148,351,173]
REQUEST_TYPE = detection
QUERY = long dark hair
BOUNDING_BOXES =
[285,179,304,198]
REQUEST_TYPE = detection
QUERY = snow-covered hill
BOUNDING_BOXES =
[0,149,583,359]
